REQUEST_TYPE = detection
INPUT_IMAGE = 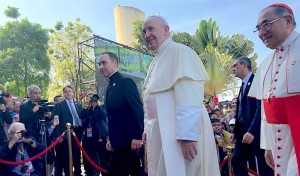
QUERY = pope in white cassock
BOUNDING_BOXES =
[142,15,220,176]
[249,3,300,176]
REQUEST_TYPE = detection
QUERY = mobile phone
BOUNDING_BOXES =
[54,115,59,121]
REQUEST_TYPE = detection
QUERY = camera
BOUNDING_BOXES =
[37,99,55,114]
[0,92,11,104]
[18,130,31,139]
[20,164,29,173]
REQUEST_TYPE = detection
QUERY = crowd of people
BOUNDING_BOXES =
[0,2,299,176]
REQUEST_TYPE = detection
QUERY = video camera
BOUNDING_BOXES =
[0,92,11,104]
[37,99,55,114]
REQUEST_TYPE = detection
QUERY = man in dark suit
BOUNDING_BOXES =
[82,94,109,176]
[54,85,83,176]
[20,85,52,142]
[231,56,273,176]
[98,52,144,176]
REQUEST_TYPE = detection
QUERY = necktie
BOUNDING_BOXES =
[240,82,245,98]
[68,100,79,127]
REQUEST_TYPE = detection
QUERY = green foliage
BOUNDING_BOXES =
[0,15,49,97]
[54,21,64,31]
[4,6,20,20]
[47,18,93,100]
[171,32,195,50]
[200,49,233,96]
[131,20,153,56]
[225,34,257,72]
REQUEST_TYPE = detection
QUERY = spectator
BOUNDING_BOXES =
[211,118,232,176]
[81,94,109,176]
[0,122,45,176]
[54,85,83,176]
[228,118,235,134]
[53,95,63,104]
[20,85,52,141]
[209,112,218,120]
[13,101,21,121]
[225,98,237,125]
[0,99,12,145]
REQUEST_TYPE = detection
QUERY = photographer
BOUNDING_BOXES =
[0,122,45,176]
[82,94,109,176]
[20,85,52,141]
[0,96,13,145]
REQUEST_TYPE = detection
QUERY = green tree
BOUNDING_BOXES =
[200,45,233,96]
[225,34,258,72]
[4,6,20,20]
[47,18,93,100]
[0,7,49,97]
[171,32,195,50]
[131,20,152,56]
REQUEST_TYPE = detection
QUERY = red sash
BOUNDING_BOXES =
[263,95,300,174]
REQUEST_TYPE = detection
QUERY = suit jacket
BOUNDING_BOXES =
[20,101,40,140]
[105,71,144,149]
[233,73,261,140]
[54,99,83,136]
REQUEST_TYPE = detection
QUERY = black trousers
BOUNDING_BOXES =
[55,127,83,176]
[82,137,110,176]
[231,137,274,176]
[107,147,141,176]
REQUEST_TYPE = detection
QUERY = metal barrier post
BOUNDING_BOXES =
[66,123,73,176]
[226,146,234,176]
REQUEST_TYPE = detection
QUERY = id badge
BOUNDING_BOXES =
[87,128,92,137]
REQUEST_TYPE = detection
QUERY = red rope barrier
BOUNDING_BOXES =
[219,156,228,168]
[0,134,64,165]
[72,132,108,174]
[247,168,260,176]
[219,156,259,176]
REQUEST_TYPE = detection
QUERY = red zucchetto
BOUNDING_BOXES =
[270,3,293,14]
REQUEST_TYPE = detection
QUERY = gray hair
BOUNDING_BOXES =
[8,122,25,134]
[236,56,252,71]
[27,85,41,95]
[262,6,296,28]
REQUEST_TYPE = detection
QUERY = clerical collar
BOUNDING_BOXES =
[106,71,118,82]
[155,38,172,56]
[276,31,298,51]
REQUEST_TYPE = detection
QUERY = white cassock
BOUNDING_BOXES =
[143,38,220,176]
[248,31,300,176]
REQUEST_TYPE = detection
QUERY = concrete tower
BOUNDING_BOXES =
[114,6,145,46]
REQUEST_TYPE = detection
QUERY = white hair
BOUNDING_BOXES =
[148,15,169,26]
[8,122,25,134]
